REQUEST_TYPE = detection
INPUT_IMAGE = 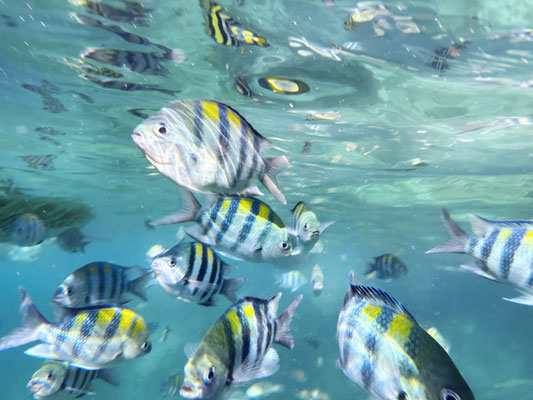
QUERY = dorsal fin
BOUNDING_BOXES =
[350,284,417,323]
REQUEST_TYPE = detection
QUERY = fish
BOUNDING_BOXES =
[246,381,284,398]
[258,77,310,95]
[52,262,150,309]
[0,287,152,370]
[431,45,461,71]
[6,213,48,247]
[180,293,302,399]
[161,373,183,397]
[150,241,246,306]
[203,2,268,47]
[81,47,169,76]
[235,75,254,97]
[365,253,408,280]
[68,0,150,26]
[22,83,66,113]
[276,270,307,292]
[426,327,451,353]
[80,74,180,96]
[56,227,90,253]
[19,155,56,170]
[311,264,324,296]
[290,202,334,243]
[148,192,293,263]
[64,57,123,78]
[27,360,116,399]
[426,208,533,306]
[160,325,170,343]
[337,271,474,400]
[302,141,312,155]
[132,100,289,204]
[344,3,391,29]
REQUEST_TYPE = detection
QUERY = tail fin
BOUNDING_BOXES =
[149,189,201,227]
[425,208,468,254]
[261,156,289,205]
[0,287,48,352]
[97,368,119,386]
[274,294,303,349]
[128,272,151,301]
[221,277,247,303]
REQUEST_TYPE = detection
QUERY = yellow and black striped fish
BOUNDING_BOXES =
[0,288,151,370]
[365,253,408,280]
[337,272,474,400]
[151,241,246,306]
[203,2,268,47]
[235,74,254,97]
[258,77,309,95]
[180,293,302,399]
[148,192,292,263]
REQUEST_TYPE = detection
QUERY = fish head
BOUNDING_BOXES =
[52,273,89,308]
[27,361,67,398]
[122,313,152,360]
[150,244,188,286]
[181,353,227,399]
[261,230,292,260]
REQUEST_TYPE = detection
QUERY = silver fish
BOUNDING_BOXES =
[6,213,48,247]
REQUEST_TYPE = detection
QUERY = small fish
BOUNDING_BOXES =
[431,45,461,71]
[311,264,324,296]
[64,57,123,78]
[365,253,408,280]
[132,100,289,204]
[427,209,533,306]
[337,272,474,400]
[27,360,116,399]
[291,202,334,243]
[161,373,183,397]
[22,84,66,113]
[203,2,269,47]
[160,326,170,343]
[56,227,90,253]
[19,155,56,170]
[81,47,169,76]
[80,74,179,95]
[277,270,307,292]
[0,288,152,369]
[148,192,292,263]
[258,77,310,95]
[68,0,150,26]
[52,262,150,309]
[6,213,48,247]
[426,327,451,353]
[180,293,302,399]
[151,241,246,306]
[235,75,254,97]
[302,141,312,155]
[344,3,391,29]
[246,381,284,398]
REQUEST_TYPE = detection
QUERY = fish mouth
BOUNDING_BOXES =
[179,384,199,399]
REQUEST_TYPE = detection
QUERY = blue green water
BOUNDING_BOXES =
[1,0,533,398]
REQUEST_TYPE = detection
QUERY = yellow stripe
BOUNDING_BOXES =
[131,316,146,337]
[522,230,533,243]
[195,243,204,261]
[95,308,116,327]
[257,203,270,221]
[498,229,512,241]
[225,309,242,337]
[89,263,98,276]
[118,309,135,332]
[388,313,413,344]
[207,247,214,267]
[238,198,253,215]
[226,108,242,130]
[220,198,232,213]
[74,313,87,328]
[242,304,255,320]
[202,101,220,122]
[361,304,381,320]
[103,263,111,274]
[210,6,225,44]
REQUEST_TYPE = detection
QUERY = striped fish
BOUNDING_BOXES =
[6,213,48,247]
[0,288,151,370]
[180,293,302,399]
[68,0,150,26]
[365,254,408,280]
[203,2,268,47]
[276,270,307,292]
[337,272,474,400]
[427,208,533,306]
[235,75,254,97]
[151,241,246,306]
[53,262,150,309]
[27,360,116,399]
[149,191,292,264]
[291,202,334,243]
[132,100,289,204]
[81,47,169,76]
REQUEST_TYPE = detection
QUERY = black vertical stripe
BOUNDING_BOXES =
[85,266,93,304]
[234,124,249,186]
[202,254,219,301]
[110,266,118,300]
[69,367,80,391]
[238,306,251,363]
[192,100,204,142]
[98,264,106,300]
[265,320,273,349]
[193,245,209,296]
[204,198,223,237]
[218,104,231,156]
[78,369,91,392]
[216,197,239,243]
[253,302,264,360]
[184,243,196,287]
[222,318,236,378]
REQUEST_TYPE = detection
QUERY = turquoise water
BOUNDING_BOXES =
[1,0,533,398]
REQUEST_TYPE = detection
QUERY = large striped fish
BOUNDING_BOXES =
[6,213,48,247]
[53,262,150,309]
[132,100,289,204]
[27,360,116,399]
[202,1,268,47]
[337,272,474,400]
[149,192,292,263]
[427,208,533,306]
[0,288,151,370]
[150,241,246,306]
[180,293,302,399]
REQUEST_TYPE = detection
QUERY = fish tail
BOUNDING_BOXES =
[255,36,269,47]
[128,272,151,301]
[149,189,201,227]
[0,287,48,352]
[426,208,468,254]
[221,277,247,303]
[261,156,290,205]
[274,294,303,349]
[97,368,119,386]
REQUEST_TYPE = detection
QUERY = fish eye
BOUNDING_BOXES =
[169,257,177,266]
[158,123,167,135]
[440,388,461,400]
[279,241,290,251]
[202,366,215,385]
[141,341,151,351]
[65,286,72,296]
[47,371,54,380]
[303,223,309,231]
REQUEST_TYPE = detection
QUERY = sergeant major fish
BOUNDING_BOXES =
[291,202,334,243]
[0,288,152,370]
[132,100,289,204]
[365,253,408,280]
[427,208,533,306]
[337,271,474,400]
[276,270,307,292]
[6,213,48,247]
[148,192,292,263]
[202,1,269,47]
[56,227,90,254]
[150,241,246,306]
[180,293,302,399]
[311,264,324,296]
[28,360,116,399]
[53,262,150,309]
